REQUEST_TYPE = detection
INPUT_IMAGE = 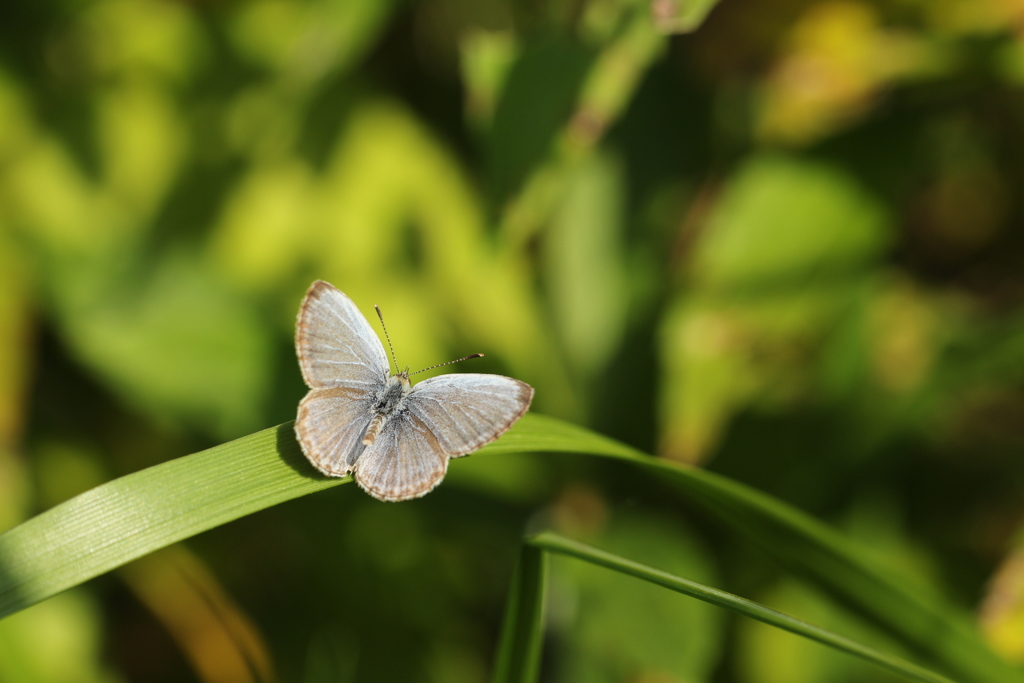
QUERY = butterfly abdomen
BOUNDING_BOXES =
[362,413,386,446]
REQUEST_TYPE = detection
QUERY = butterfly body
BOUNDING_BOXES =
[363,374,411,446]
[294,280,533,502]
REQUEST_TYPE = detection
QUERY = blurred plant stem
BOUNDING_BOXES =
[499,2,666,248]
[492,543,547,683]
[120,545,276,683]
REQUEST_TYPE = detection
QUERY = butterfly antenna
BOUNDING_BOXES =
[374,304,401,374]
[410,353,484,376]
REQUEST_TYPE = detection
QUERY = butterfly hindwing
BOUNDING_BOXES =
[295,386,374,475]
[405,374,534,456]
[353,411,448,501]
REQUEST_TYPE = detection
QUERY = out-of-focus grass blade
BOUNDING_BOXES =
[650,0,722,34]
[492,544,547,683]
[0,414,1016,683]
[528,531,954,683]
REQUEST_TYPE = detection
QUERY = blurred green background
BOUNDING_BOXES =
[1,0,1024,680]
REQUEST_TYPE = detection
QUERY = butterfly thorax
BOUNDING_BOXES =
[362,374,412,446]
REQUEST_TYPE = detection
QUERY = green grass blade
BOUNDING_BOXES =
[527,531,955,683]
[492,544,548,683]
[509,415,1019,683]
[0,414,593,621]
[0,423,339,619]
[0,413,1014,683]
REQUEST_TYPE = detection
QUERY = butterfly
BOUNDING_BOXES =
[294,280,534,502]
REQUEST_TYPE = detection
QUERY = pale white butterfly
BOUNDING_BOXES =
[294,280,534,502]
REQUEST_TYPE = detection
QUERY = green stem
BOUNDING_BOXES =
[527,531,958,683]
[492,543,548,683]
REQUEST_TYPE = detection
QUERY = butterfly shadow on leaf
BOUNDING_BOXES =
[274,422,341,482]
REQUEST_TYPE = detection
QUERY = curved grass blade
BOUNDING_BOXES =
[492,544,547,683]
[528,531,954,683]
[505,415,1020,683]
[0,414,584,621]
[0,414,1015,683]
[0,423,338,620]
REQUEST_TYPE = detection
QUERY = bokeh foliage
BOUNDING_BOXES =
[1,0,1023,680]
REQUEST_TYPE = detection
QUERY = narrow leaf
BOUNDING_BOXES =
[528,531,955,683]
[0,414,1015,683]
[503,416,1020,683]
[492,543,548,683]
[0,423,340,620]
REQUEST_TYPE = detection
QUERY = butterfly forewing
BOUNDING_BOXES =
[353,411,448,501]
[296,387,374,475]
[295,281,390,389]
[405,374,534,456]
